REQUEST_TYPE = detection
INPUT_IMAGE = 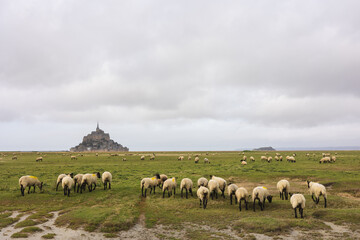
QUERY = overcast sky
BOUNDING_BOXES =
[1,1,360,151]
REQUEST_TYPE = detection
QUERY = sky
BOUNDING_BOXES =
[1,1,360,151]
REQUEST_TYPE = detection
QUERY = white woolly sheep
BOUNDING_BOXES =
[188,156,191,160]
[122,158,127,161]
[12,156,17,160]
[243,156,247,161]
[252,186,273,211]
[141,155,145,160]
[330,156,336,162]
[36,157,43,162]
[279,156,283,161]
[141,173,161,197]
[178,156,184,161]
[293,153,296,157]
[210,175,227,198]
[319,157,330,164]
[274,156,279,161]
[227,183,238,205]
[194,157,199,163]
[62,176,75,197]
[80,172,101,193]
[197,177,208,188]
[163,177,177,198]
[73,174,83,193]
[267,157,272,163]
[235,187,249,211]
[287,156,296,163]
[307,181,327,208]
[250,156,255,161]
[70,156,77,160]
[56,173,74,191]
[277,179,290,200]
[19,176,43,196]
[197,186,210,209]
[157,174,168,189]
[290,193,305,218]
[208,180,220,200]
[180,178,194,198]
[204,158,210,163]
[102,171,112,190]
[241,161,247,165]
[261,156,267,161]
[276,153,280,156]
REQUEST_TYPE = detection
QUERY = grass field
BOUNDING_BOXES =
[0,151,360,239]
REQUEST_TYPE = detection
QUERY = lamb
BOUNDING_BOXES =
[162,177,177,198]
[250,156,255,161]
[70,156,77,160]
[277,179,290,200]
[73,174,83,193]
[19,176,43,196]
[194,157,200,163]
[227,183,238,205]
[141,173,161,197]
[180,178,193,198]
[208,180,220,200]
[290,194,305,218]
[80,172,101,193]
[36,157,43,162]
[235,187,249,211]
[157,174,168,189]
[102,171,112,190]
[197,177,208,188]
[252,186,273,211]
[307,181,327,208]
[141,155,145,160]
[210,175,227,198]
[62,176,75,197]
[204,158,210,163]
[241,161,247,165]
[197,186,209,209]
[56,173,74,191]
[261,156,267,161]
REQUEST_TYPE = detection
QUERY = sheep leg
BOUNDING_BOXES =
[153,186,156,194]
[245,199,248,210]
[203,198,207,209]
[211,192,214,200]
[199,199,202,207]
[150,188,152,194]
[163,190,165,198]
[67,188,71,197]
[93,183,96,190]
[64,186,67,196]
[260,201,264,211]
[181,188,183,198]
[77,184,80,193]
[56,182,60,191]
[230,193,233,205]
[285,190,288,200]
[104,182,106,190]
[186,189,188,199]
[280,192,282,200]
[20,185,24,196]
[109,182,111,189]
[190,188,193,197]
[253,198,257,212]
[28,186,31,194]
[168,189,170,198]
[311,194,316,202]
[294,208,298,218]
[141,186,144,196]
[316,197,320,204]
[300,207,304,218]
[33,185,36,193]
[262,198,266,210]
[74,182,76,192]
[235,195,238,204]
[239,199,242,211]
[173,188,176,198]
[216,191,218,199]
[222,189,225,198]
[324,197,327,208]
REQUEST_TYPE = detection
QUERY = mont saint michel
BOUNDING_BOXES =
[70,123,129,152]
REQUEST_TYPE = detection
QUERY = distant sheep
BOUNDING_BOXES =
[241,161,247,165]
[163,177,177,198]
[277,179,290,200]
[70,156,77,160]
[267,157,272,163]
[274,156,279,161]
[250,156,255,161]
[36,157,43,162]
[141,155,145,160]
[319,157,330,164]
[330,156,336,162]
[243,156,247,161]
[252,186,272,211]
[102,171,112,190]
[12,156,17,160]
[62,176,75,197]
[178,156,184,161]
[290,193,305,218]
[227,183,238,205]
[122,158,127,161]
[235,187,249,211]
[210,175,226,198]
[19,176,43,196]
[286,156,296,163]
[197,186,209,209]
[204,158,210,163]
[261,156,267,161]
[307,181,327,208]
[194,157,200,163]
[197,177,208,188]
[180,178,194,198]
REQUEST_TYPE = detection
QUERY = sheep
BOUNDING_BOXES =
[162,177,176,198]
[210,175,227,198]
[194,157,200,163]
[274,156,279,161]
[62,176,75,197]
[122,158,127,161]
[141,173,161,197]
[293,153,296,157]
[267,157,272,163]
[279,156,283,161]
[204,158,210,163]
[73,174,83,193]
[12,156,17,160]
[157,174,168,189]
[250,156,255,161]
[56,173,74,191]
[102,171,112,190]
[243,156,247,161]
[188,156,192,160]
[241,161,247,165]
[261,156,267,161]
[319,157,330,164]
[70,156,77,160]
[235,187,249,211]
[227,183,238,205]
[252,186,273,211]
[36,157,43,162]
[208,180,220,200]
[150,155,155,160]
[19,176,43,196]
[307,181,327,208]
[330,156,336,162]
[80,172,101,193]
[290,193,306,218]
[180,178,193,198]
[277,179,290,200]
[96,153,99,157]
[141,155,145,160]
[197,186,209,209]
[287,156,296,163]
[178,156,184,161]
[322,153,330,157]
[276,153,280,156]
[197,177,208,188]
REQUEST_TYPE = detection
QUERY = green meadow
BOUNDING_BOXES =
[0,151,359,238]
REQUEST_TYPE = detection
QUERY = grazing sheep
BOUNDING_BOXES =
[261,156,267,161]
[210,175,227,198]
[19,176,43,196]
[307,181,327,208]
[70,156,77,160]
[122,158,127,161]
[188,156,192,160]
[178,156,184,161]
[36,157,43,162]
[277,179,290,200]
[243,156,247,161]
[227,183,239,205]
[163,177,177,198]
[141,174,161,197]
[102,172,112,190]
[150,155,155,160]
[241,161,247,165]
[157,174,168,189]
[12,156,17,160]
[287,156,296,163]
[330,156,336,162]
[141,155,145,160]
[197,177,208,188]
[293,153,296,157]
[80,172,101,193]
[267,157,272,163]
[319,157,330,164]
[276,153,280,156]
[197,186,210,209]
[73,174,83,193]
[204,158,210,163]
[180,178,193,198]
[250,156,255,161]
[252,186,273,211]
[290,194,306,218]
[95,153,98,157]
[279,156,283,161]
[62,176,75,197]
[56,173,74,191]
[235,187,249,211]
[274,156,279,161]
[194,157,200,163]
[208,180,220,200]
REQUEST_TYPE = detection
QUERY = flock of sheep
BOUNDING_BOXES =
[18,171,112,197]
[140,174,328,218]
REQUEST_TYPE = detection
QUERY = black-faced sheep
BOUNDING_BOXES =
[307,181,327,208]
[252,186,273,211]
[102,172,112,190]
[19,176,43,196]
[180,178,193,198]
[197,186,209,209]
[162,177,176,198]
